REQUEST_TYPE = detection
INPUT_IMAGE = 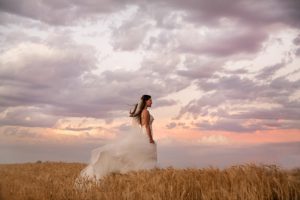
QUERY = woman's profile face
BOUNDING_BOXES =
[146,98,152,107]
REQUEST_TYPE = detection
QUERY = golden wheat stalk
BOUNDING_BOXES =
[0,162,299,200]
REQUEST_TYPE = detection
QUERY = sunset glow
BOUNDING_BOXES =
[0,0,299,168]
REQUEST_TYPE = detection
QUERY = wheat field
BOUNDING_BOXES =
[0,162,299,200]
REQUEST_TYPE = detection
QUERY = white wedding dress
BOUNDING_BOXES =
[78,114,157,181]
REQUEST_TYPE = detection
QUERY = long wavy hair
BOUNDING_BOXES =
[129,94,151,125]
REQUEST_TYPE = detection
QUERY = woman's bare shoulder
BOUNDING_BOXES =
[141,109,149,115]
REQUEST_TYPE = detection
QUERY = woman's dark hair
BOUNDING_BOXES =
[129,94,151,125]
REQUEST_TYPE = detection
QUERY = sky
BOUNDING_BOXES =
[0,0,300,169]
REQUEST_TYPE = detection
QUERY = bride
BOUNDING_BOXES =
[78,94,157,181]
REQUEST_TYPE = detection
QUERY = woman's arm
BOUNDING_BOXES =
[141,110,154,144]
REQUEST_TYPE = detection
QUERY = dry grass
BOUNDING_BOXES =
[0,162,299,200]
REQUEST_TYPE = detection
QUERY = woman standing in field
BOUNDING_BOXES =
[78,94,157,181]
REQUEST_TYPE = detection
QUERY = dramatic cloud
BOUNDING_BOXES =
[176,67,300,132]
[176,28,268,57]
[149,0,300,28]
[0,106,58,127]
[0,0,299,165]
[0,0,130,25]
[0,34,190,127]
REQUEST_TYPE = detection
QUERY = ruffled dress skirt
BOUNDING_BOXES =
[78,125,157,181]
